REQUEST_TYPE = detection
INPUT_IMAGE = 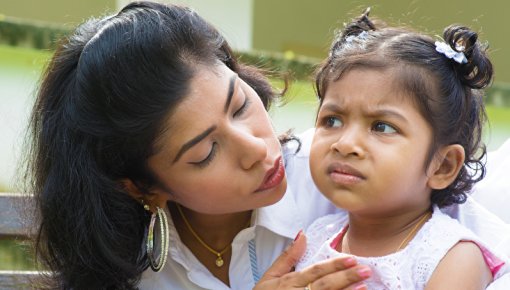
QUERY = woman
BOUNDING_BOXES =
[25,1,509,289]
[25,2,368,289]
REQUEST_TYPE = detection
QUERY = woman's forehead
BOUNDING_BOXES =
[153,64,237,153]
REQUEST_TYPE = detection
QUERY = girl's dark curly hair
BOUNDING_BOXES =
[316,9,493,207]
[22,1,278,289]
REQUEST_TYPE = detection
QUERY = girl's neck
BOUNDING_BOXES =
[340,206,432,257]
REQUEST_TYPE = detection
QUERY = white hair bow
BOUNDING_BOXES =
[435,41,468,64]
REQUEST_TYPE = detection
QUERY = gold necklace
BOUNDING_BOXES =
[395,210,432,251]
[176,204,250,268]
[342,210,432,253]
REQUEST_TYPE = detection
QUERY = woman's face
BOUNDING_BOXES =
[147,63,287,214]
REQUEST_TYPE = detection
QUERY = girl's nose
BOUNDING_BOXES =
[330,127,365,158]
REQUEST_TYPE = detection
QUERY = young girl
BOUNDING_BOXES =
[296,10,508,289]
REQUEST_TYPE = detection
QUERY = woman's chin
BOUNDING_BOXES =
[257,177,288,207]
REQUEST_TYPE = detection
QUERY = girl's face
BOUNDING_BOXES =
[310,68,435,217]
[147,63,286,214]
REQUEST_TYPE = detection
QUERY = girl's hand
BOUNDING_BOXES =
[254,233,371,290]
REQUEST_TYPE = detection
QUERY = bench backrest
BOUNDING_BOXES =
[0,193,31,238]
[0,192,39,288]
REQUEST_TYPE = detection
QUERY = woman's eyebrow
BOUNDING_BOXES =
[224,74,237,113]
[173,125,217,163]
[172,74,237,164]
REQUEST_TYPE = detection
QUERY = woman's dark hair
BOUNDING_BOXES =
[315,9,493,208]
[23,1,277,289]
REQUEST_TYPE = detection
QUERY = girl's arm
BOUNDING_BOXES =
[426,241,492,290]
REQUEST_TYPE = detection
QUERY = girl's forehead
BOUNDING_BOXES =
[327,66,427,103]
[322,68,422,112]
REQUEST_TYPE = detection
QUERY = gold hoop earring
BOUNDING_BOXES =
[145,205,170,272]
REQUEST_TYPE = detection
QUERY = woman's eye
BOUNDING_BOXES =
[373,122,397,134]
[324,116,342,128]
[193,143,217,168]
[233,96,251,117]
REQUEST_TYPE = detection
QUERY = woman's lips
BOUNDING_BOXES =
[256,157,285,192]
[327,162,365,185]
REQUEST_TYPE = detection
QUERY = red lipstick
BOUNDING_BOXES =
[256,157,285,192]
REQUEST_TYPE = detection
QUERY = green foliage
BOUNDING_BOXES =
[0,183,11,192]
[487,105,510,125]
[0,239,36,270]
[236,50,320,81]
[487,84,510,107]
[0,17,70,50]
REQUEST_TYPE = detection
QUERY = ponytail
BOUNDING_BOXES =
[443,25,493,89]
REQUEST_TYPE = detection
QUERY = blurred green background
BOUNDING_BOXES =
[1,0,509,271]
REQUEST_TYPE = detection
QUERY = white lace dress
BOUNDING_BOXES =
[296,207,506,290]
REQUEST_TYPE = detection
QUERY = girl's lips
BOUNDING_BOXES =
[327,162,365,185]
[256,157,285,192]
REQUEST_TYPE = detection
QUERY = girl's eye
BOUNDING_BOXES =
[193,142,217,168]
[373,122,397,134]
[233,95,251,117]
[324,116,343,128]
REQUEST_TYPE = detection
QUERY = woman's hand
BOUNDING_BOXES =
[254,233,371,290]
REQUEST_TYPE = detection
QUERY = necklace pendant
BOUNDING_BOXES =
[215,256,224,267]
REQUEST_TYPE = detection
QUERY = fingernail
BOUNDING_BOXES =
[343,257,356,267]
[354,283,367,290]
[357,267,372,279]
[293,230,303,242]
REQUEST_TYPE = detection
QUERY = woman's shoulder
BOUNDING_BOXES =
[471,138,510,224]
[282,128,315,160]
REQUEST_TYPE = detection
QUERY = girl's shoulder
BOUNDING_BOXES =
[303,212,348,253]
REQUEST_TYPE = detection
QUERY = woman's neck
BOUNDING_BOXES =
[340,206,432,257]
[168,202,252,286]
[170,202,252,248]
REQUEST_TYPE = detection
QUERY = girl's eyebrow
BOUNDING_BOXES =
[173,74,237,164]
[320,103,345,114]
[321,102,409,123]
[365,109,409,124]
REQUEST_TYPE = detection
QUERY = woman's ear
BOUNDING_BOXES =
[120,179,173,212]
[427,144,465,190]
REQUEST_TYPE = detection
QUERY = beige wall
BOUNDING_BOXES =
[117,0,255,51]
[0,0,115,25]
[253,0,510,83]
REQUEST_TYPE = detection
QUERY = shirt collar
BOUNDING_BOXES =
[253,178,304,240]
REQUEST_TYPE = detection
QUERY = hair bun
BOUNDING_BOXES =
[343,8,376,38]
[329,8,376,55]
[443,25,493,89]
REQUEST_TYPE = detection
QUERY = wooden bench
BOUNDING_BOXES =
[0,192,40,289]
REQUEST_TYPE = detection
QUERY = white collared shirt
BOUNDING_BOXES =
[139,129,510,290]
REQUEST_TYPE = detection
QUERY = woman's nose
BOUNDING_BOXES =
[330,126,365,158]
[234,129,268,170]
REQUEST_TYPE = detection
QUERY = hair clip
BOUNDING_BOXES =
[345,31,369,43]
[435,41,467,64]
